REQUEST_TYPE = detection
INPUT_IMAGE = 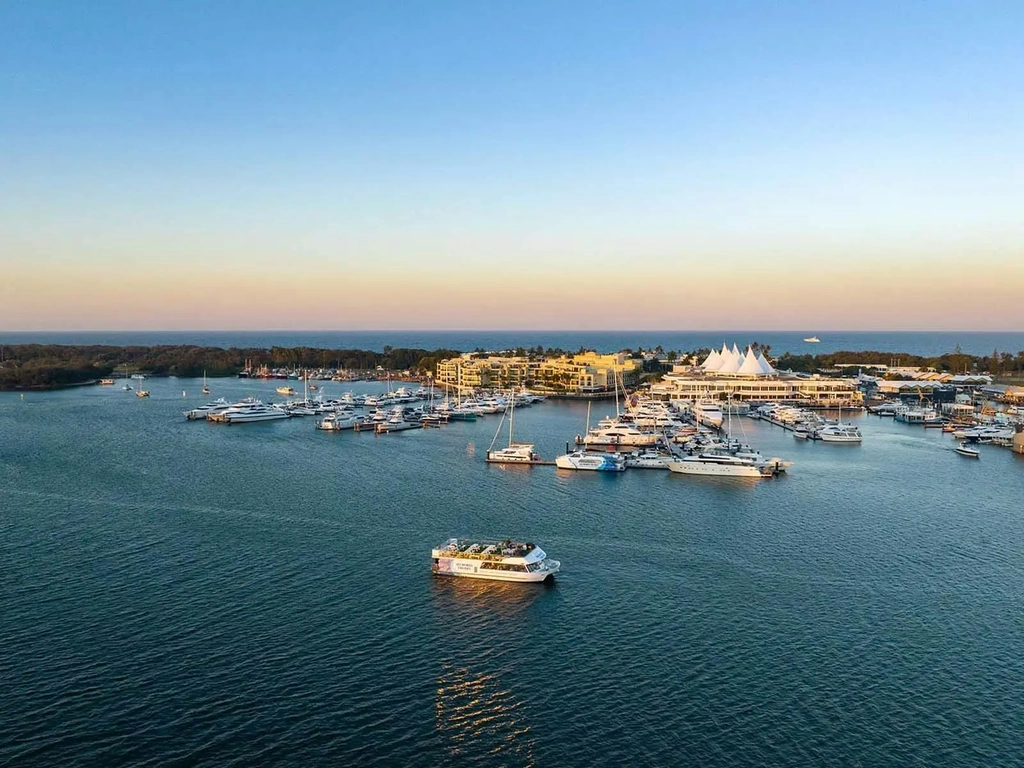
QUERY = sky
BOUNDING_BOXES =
[1,0,1022,331]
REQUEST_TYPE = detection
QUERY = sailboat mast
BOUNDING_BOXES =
[508,389,515,447]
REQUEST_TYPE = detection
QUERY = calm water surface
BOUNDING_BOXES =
[2,379,1023,766]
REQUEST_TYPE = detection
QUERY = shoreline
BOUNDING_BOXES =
[2,341,1024,393]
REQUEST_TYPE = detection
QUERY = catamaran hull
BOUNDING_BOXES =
[432,560,559,582]
[555,456,625,471]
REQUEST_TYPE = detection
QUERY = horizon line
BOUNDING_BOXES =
[2,328,1023,335]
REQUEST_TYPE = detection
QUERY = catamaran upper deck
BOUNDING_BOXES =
[432,538,546,565]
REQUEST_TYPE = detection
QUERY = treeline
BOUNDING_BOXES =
[772,348,1024,375]
[0,344,462,390]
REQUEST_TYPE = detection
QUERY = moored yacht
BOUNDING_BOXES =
[577,420,661,448]
[375,409,421,433]
[692,401,725,429]
[486,443,542,463]
[184,398,230,420]
[485,391,542,464]
[210,399,289,423]
[624,450,673,469]
[667,453,773,478]
[317,412,369,431]
[431,538,560,582]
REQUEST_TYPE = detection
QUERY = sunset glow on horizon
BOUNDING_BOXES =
[3,1,1023,332]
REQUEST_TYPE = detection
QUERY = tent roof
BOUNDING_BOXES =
[702,348,722,371]
[738,346,767,375]
[756,350,776,375]
[717,346,742,373]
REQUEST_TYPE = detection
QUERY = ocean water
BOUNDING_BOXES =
[2,379,1024,766]
[2,330,1024,358]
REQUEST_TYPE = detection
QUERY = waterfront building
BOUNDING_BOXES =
[435,352,642,396]
[650,343,861,407]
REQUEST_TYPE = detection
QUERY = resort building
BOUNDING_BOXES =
[435,352,642,395]
[649,343,862,408]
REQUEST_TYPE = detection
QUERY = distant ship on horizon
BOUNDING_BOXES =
[804,336,821,343]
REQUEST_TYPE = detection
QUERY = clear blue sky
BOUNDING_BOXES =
[2,1,1022,330]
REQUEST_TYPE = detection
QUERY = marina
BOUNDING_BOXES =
[6,0,1024,759]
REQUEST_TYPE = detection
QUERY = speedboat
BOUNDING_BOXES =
[955,443,980,458]
[431,538,559,582]
[554,450,626,472]
[804,336,820,343]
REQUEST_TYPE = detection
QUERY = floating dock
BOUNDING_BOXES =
[484,458,557,466]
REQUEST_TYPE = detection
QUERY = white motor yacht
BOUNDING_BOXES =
[818,424,863,443]
[624,450,673,469]
[317,412,368,431]
[375,410,421,433]
[667,453,772,478]
[692,401,725,429]
[209,399,289,423]
[184,398,230,420]
[578,420,661,448]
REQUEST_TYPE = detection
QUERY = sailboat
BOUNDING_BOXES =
[202,370,211,395]
[486,390,542,464]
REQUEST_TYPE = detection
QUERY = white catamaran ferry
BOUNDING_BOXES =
[431,538,560,582]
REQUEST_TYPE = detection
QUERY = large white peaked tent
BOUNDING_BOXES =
[756,350,776,375]
[702,348,722,372]
[737,346,767,376]
[717,344,742,374]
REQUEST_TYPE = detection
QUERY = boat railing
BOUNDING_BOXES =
[438,543,536,561]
